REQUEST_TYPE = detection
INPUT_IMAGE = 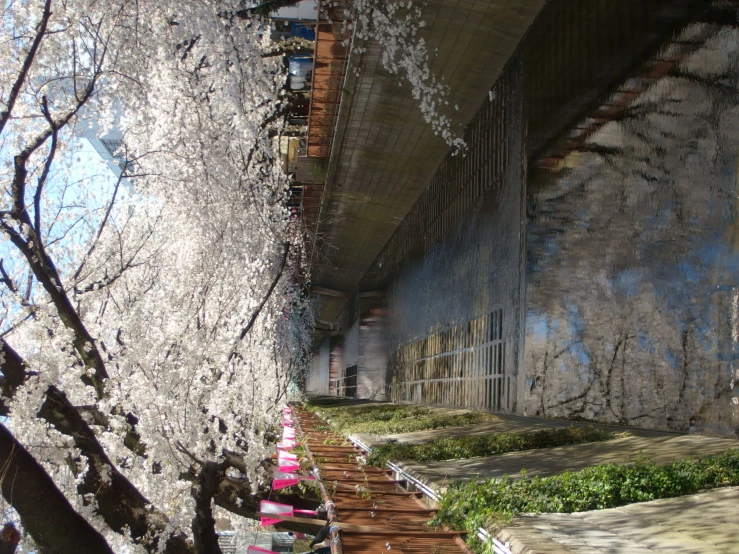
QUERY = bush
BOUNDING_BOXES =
[432,449,739,552]
[303,400,497,435]
[367,426,625,467]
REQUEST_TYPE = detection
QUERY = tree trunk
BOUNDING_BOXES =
[0,424,114,554]
[191,463,223,554]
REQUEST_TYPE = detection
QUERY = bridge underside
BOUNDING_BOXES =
[309,0,547,324]
[311,0,717,325]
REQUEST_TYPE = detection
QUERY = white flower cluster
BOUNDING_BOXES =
[341,0,466,150]
[1,0,459,547]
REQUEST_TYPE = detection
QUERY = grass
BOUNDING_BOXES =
[367,426,629,467]
[431,449,739,554]
[304,399,498,436]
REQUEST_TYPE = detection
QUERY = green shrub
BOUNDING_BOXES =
[304,401,497,435]
[367,426,625,467]
[432,449,739,553]
[308,158,329,182]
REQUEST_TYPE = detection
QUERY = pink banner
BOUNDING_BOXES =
[247,547,277,554]
[259,500,319,526]
[278,451,298,462]
[276,440,296,451]
[260,500,292,526]
[272,468,316,490]
[278,463,300,472]
[272,476,298,490]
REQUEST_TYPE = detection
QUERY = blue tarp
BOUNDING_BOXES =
[290,22,315,41]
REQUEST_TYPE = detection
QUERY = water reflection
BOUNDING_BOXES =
[524,26,739,436]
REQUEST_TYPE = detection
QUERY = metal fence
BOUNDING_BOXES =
[388,309,513,412]
[364,53,523,290]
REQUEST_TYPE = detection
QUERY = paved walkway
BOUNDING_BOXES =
[344,409,739,552]
[496,486,739,553]
[394,434,739,489]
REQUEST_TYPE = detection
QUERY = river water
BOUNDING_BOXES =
[524,26,739,435]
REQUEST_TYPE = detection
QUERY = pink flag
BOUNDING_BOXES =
[260,501,318,526]
[278,462,300,472]
[276,440,296,451]
[283,406,292,414]
[260,500,291,526]
[272,472,298,490]
[259,500,318,526]
[247,546,277,554]
[278,451,298,463]
[283,427,295,438]
[272,470,315,491]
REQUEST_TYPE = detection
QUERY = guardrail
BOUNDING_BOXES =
[477,529,514,554]
[345,435,513,554]
[386,461,439,502]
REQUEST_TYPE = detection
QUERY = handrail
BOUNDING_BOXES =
[477,529,513,554]
[385,461,439,502]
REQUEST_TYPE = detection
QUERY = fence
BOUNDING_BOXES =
[388,308,513,412]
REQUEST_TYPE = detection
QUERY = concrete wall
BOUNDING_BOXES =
[306,337,330,394]
[357,309,388,400]
[380,54,526,413]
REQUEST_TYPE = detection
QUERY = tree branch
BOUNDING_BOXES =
[0,260,17,294]
[33,96,58,237]
[0,219,109,397]
[0,424,115,554]
[71,165,125,283]
[0,340,37,416]
[190,462,223,554]
[235,242,290,345]
[37,386,193,554]
[0,0,53,137]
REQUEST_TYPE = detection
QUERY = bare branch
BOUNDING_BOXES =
[32,96,59,237]
[0,0,53,137]
[0,260,17,294]
[235,242,290,345]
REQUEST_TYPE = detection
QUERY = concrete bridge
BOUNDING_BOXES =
[304,0,739,438]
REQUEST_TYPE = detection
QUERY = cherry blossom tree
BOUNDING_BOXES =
[0,0,456,551]
[0,0,317,552]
